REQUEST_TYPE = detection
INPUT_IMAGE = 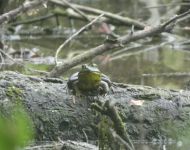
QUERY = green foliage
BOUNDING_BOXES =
[0,104,34,150]
[0,85,34,150]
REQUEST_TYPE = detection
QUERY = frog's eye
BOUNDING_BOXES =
[91,63,97,67]
[82,64,87,69]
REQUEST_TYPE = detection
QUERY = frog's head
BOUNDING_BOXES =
[68,63,111,96]
[78,64,102,91]
[80,64,100,73]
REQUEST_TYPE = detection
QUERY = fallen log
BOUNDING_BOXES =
[49,0,145,29]
[0,71,190,143]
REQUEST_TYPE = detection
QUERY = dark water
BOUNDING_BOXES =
[3,0,189,89]
[8,28,190,90]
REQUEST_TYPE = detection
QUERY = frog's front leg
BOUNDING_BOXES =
[99,80,110,96]
[69,81,81,103]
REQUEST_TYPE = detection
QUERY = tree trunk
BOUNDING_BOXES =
[0,71,190,142]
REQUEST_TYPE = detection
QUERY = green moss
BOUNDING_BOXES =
[6,85,23,102]
[93,101,134,149]
[26,63,53,71]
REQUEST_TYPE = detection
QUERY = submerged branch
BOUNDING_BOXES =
[142,72,190,78]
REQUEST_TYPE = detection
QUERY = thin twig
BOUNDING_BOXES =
[55,13,104,65]
[109,128,134,150]
[11,14,55,26]
[162,9,190,28]
[24,142,62,150]
[0,49,48,75]
[111,40,174,60]
[82,129,89,143]
[61,0,90,21]
[0,49,18,64]
[0,51,4,69]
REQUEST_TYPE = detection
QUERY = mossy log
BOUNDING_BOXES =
[0,71,190,143]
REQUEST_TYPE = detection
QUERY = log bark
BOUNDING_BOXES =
[0,71,190,143]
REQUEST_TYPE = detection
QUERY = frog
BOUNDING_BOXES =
[67,64,112,96]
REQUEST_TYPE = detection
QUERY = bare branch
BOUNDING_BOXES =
[11,14,55,26]
[48,9,190,78]
[55,13,104,65]
[0,0,47,25]
[162,9,190,28]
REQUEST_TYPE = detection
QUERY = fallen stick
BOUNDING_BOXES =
[11,14,55,26]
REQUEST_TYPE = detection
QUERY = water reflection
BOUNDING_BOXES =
[7,32,190,90]
[100,46,190,89]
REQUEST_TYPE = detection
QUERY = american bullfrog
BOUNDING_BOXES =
[67,64,111,96]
